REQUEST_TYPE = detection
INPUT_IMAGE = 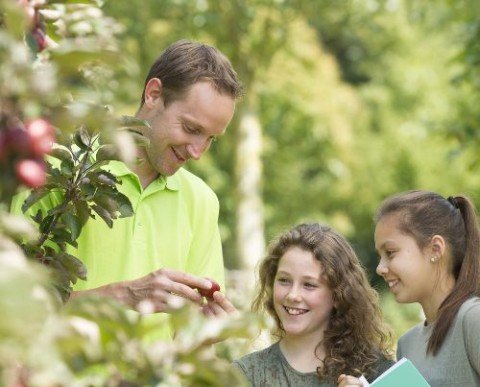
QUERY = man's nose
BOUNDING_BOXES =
[186,137,210,160]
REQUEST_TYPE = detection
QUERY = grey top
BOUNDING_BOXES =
[397,297,480,387]
[233,342,394,387]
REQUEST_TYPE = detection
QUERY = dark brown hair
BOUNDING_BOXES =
[252,223,393,380]
[375,190,480,355]
[140,39,243,107]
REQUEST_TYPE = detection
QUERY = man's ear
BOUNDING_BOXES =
[144,78,164,108]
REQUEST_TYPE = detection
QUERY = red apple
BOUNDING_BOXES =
[7,126,31,155]
[31,28,47,52]
[25,118,55,156]
[198,279,221,299]
[15,158,46,188]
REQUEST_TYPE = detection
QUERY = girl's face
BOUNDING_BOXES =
[273,246,335,342]
[375,214,434,305]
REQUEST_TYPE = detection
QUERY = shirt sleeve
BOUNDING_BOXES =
[463,302,480,375]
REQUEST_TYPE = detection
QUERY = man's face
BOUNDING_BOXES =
[141,80,235,176]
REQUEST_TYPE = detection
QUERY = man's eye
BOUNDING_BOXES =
[184,125,198,134]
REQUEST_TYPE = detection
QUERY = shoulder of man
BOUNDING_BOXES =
[174,167,218,202]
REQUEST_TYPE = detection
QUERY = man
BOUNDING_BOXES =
[14,40,243,338]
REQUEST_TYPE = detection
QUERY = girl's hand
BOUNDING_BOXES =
[337,374,364,387]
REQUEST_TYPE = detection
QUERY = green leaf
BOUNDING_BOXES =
[50,145,74,164]
[39,214,56,234]
[89,170,117,186]
[79,182,97,201]
[62,213,81,241]
[22,187,51,213]
[92,204,113,228]
[51,227,78,248]
[73,128,91,151]
[114,193,134,218]
[95,144,120,162]
[60,159,74,177]
[74,200,91,227]
[56,252,88,282]
[30,209,45,224]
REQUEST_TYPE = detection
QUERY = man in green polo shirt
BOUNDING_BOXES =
[13,40,243,338]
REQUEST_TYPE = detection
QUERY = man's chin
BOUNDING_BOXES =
[159,165,181,177]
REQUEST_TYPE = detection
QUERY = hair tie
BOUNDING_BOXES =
[447,196,459,209]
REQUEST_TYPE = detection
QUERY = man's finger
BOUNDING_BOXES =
[212,291,237,314]
[159,268,212,289]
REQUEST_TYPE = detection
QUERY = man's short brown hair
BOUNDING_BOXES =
[140,39,243,107]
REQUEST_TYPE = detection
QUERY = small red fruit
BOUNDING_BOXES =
[15,158,46,188]
[198,279,221,299]
[25,118,55,156]
[31,28,47,52]
[7,126,31,155]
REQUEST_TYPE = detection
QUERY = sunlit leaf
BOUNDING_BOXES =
[22,187,51,213]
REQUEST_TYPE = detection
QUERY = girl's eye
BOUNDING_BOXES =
[276,277,290,284]
[386,250,395,258]
[304,283,318,289]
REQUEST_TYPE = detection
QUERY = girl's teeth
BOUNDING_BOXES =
[285,307,307,315]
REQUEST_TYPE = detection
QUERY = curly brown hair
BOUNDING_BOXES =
[252,223,393,381]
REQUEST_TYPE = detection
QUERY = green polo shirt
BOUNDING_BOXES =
[12,160,224,340]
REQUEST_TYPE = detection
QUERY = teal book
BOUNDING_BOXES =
[360,357,430,387]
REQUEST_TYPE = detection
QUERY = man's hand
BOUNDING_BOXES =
[70,268,218,313]
[201,290,237,317]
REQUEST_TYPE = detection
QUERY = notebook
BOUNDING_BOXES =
[359,357,430,387]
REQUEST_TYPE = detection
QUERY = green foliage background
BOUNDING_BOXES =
[102,0,480,339]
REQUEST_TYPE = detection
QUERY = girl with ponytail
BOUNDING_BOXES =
[369,190,480,386]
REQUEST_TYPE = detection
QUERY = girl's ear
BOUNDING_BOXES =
[144,78,164,108]
[430,234,446,258]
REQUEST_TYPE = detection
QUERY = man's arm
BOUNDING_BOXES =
[70,267,215,313]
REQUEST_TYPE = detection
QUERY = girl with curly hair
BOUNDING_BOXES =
[233,223,393,386]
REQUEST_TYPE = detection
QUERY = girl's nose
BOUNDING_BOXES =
[376,258,388,277]
[286,286,302,302]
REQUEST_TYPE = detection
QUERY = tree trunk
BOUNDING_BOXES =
[235,104,265,286]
